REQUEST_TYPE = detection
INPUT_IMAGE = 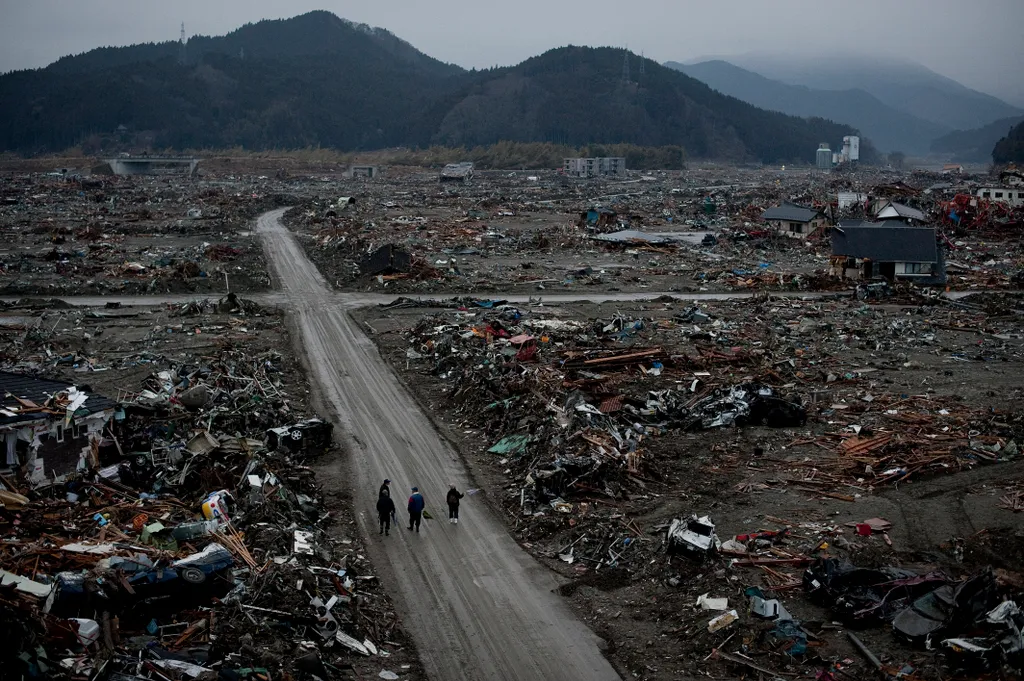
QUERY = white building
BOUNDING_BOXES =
[563,157,627,178]
[977,187,1024,207]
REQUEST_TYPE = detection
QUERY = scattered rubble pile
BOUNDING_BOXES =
[365,292,1024,679]
[0,173,285,295]
[0,298,414,681]
[285,165,1024,295]
[390,293,1022,500]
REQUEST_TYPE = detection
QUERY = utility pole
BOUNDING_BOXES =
[178,23,187,65]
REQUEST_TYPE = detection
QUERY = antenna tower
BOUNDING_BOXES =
[639,51,645,78]
[179,23,187,65]
[622,48,630,84]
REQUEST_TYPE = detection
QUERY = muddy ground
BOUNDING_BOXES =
[356,292,1024,680]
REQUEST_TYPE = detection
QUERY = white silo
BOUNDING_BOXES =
[842,136,860,162]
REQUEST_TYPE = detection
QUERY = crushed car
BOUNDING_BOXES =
[668,515,720,557]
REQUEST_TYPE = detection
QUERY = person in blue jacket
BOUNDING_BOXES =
[407,487,425,532]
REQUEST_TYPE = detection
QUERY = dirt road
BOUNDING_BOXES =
[255,209,621,681]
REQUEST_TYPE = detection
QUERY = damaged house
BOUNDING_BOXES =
[761,202,827,238]
[872,199,927,225]
[831,221,946,285]
[0,371,117,487]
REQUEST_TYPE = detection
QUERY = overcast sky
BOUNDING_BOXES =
[2,0,1023,106]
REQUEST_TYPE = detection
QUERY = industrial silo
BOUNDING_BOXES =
[816,144,832,170]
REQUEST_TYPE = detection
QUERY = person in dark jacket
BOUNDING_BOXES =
[446,485,465,524]
[407,487,425,532]
[379,478,391,497]
[376,492,396,536]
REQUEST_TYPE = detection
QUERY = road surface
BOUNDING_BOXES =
[255,209,621,681]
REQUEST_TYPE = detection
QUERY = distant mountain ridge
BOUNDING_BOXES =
[719,53,1022,132]
[0,12,856,163]
[664,59,947,153]
[930,115,1024,162]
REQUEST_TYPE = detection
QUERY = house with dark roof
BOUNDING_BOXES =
[0,371,117,487]
[830,221,946,285]
[761,202,827,238]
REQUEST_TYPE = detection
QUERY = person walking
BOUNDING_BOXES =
[376,491,396,536]
[446,485,465,524]
[407,487,425,532]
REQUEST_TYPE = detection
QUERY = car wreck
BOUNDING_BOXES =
[668,515,720,556]
[683,383,807,430]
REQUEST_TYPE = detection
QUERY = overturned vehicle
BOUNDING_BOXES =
[683,383,806,431]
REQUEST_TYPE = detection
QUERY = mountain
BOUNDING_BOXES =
[46,12,461,78]
[0,12,855,163]
[993,120,1024,164]
[930,115,1024,162]
[664,59,947,153]
[0,12,465,152]
[432,47,854,162]
[719,53,1022,132]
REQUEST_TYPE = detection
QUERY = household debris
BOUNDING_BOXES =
[362,289,1024,680]
[0,298,413,680]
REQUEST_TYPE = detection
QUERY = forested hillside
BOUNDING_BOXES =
[0,12,855,163]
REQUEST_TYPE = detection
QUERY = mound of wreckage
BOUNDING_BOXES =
[0,307,403,681]
[382,294,1024,679]
[394,296,808,514]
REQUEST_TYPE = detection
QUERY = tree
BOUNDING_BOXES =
[993,121,1024,164]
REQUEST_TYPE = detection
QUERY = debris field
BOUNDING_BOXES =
[360,290,1024,680]
[3,155,1024,681]
[0,172,285,296]
[284,164,1024,296]
[0,296,422,681]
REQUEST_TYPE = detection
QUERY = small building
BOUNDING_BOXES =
[0,372,117,488]
[873,199,926,224]
[440,162,474,183]
[349,165,380,179]
[976,187,1024,207]
[941,164,963,174]
[831,221,945,285]
[563,157,627,178]
[761,202,827,238]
